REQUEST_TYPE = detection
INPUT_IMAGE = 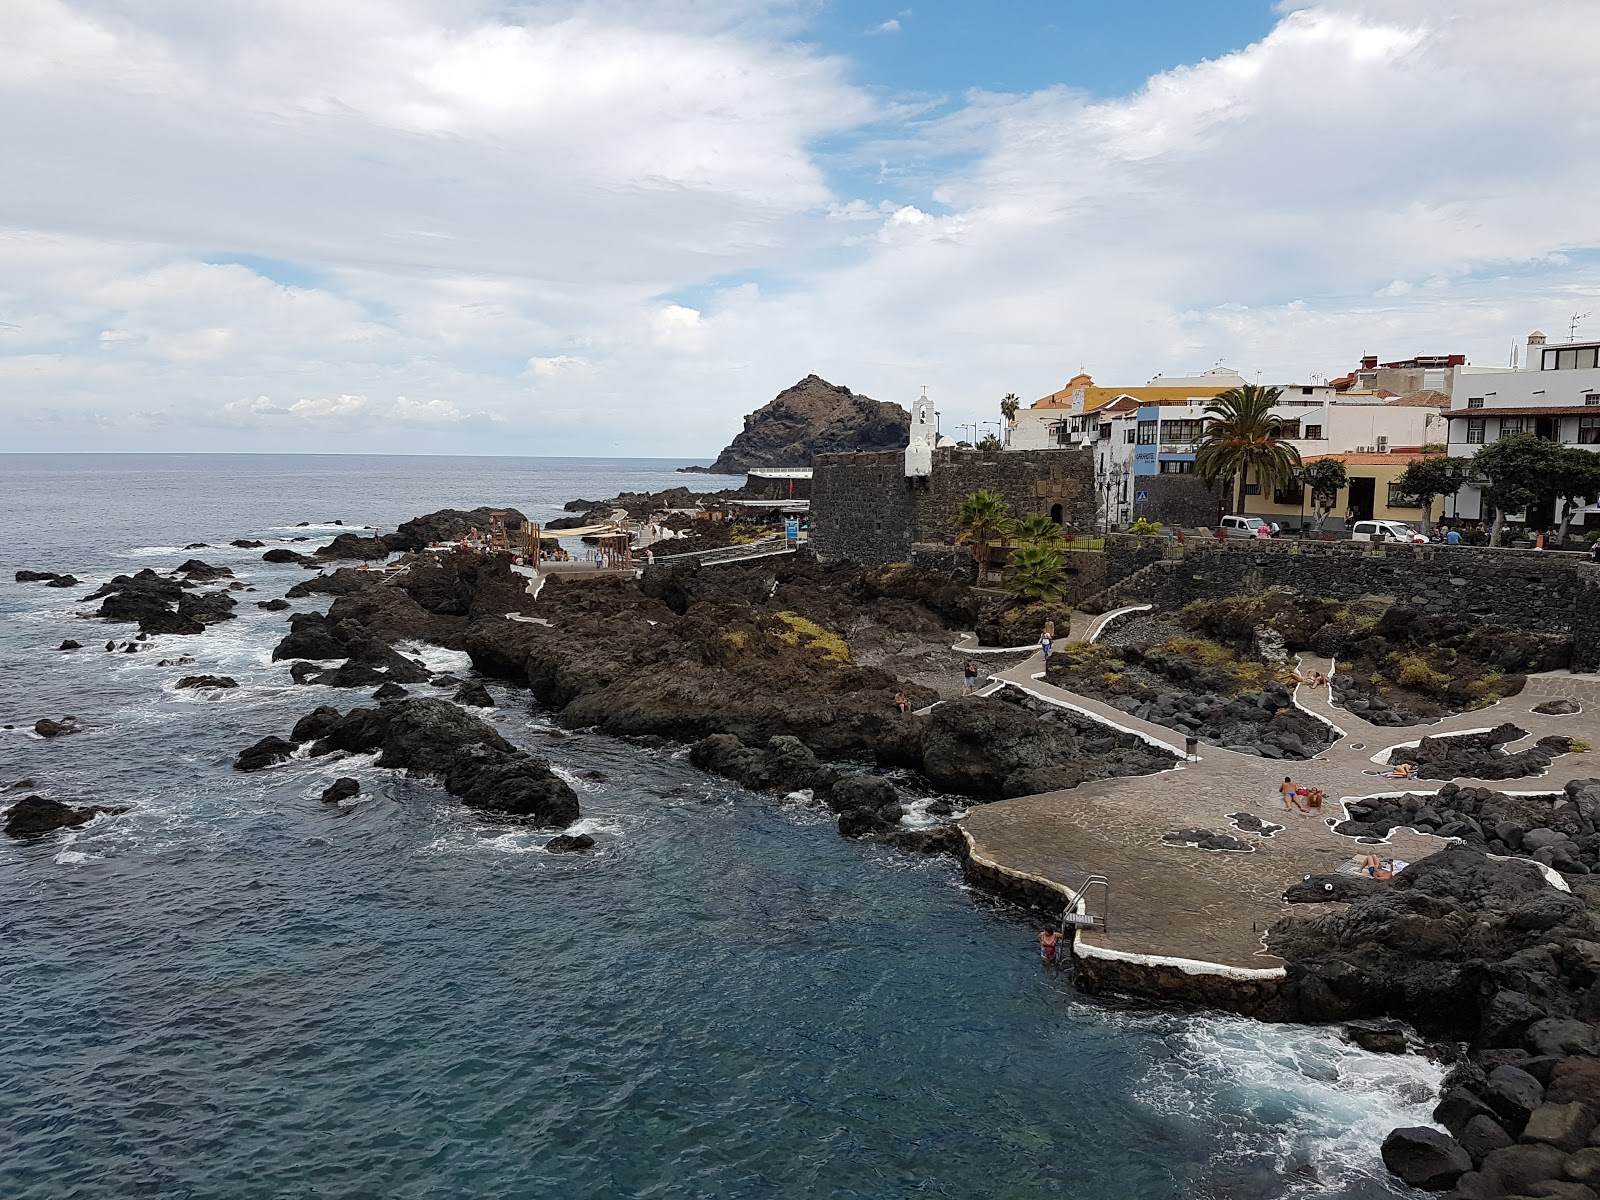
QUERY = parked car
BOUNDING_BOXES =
[1351,519,1427,544]
[1219,515,1270,538]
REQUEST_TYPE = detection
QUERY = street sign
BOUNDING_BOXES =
[1135,489,1150,502]
[784,517,800,543]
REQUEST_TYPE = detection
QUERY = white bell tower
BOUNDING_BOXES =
[905,395,935,478]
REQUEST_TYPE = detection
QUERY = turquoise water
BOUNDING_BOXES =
[0,455,1437,1198]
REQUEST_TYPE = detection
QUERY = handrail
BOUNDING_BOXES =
[1058,871,1111,934]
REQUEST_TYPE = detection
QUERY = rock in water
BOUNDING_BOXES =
[235,736,298,771]
[320,778,361,804]
[58,640,81,651]
[545,833,595,852]
[451,682,494,708]
[4,795,126,839]
[176,675,238,690]
[698,375,910,474]
[243,698,579,827]
[34,717,80,738]
[1381,1127,1472,1191]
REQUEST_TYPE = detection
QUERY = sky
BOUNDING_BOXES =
[5,0,1600,457]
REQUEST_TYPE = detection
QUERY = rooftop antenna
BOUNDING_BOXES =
[1570,312,1591,341]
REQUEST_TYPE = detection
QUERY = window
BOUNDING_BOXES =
[1387,483,1422,508]
[1136,420,1158,445]
[1162,419,1203,443]
[1587,394,1600,406]
[1501,417,1528,437]
[1467,417,1486,444]
[1544,347,1600,370]
[1273,479,1302,504]
[1158,460,1194,474]
[1423,369,1447,391]
[1124,428,1136,444]
[1581,416,1600,446]
[1303,424,1323,440]
[1098,423,1111,440]
[1467,397,1484,409]
[1273,419,1301,439]
[1301,386,1313,395]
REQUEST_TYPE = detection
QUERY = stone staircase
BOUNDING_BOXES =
[1077,558,1176,615]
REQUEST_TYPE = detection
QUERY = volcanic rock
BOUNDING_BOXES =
[231,539,265,548]
[34,717,79,738]
[4,795,126,839]
[1345,1018,1409,1054]
[698,375,910,475]
[452,682,494,708]
[58,640,81,651]
[263,548,310,564]
[315,532,390,560]
[320,778,360,804]
[235,735,298,772]
[1381,1126,1473,1190]
[256,698,577,827]
[385,507,528,553]
[176,675,238,690]
[689,733,838,796]
[373,681,409,701]
[16,569,78,585]
[1284,873,1390,903]
[175,559,233,581]
[257,598,291,611]
[545,833,596,852]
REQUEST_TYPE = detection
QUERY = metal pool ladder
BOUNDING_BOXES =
[1058,872,1110,935]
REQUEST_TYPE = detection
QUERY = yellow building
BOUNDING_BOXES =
[1242,452,1442,530]
[1011,368,1245,450]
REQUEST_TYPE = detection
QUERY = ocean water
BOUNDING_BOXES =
[0,455,1439,1199]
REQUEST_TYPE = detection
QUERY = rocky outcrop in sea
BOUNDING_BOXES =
[687,374,910,474]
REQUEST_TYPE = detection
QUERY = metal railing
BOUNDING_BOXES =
[1058,871,1111,934]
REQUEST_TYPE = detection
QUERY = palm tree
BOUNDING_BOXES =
[1194,384,1301,515]
[999,394,1020,448]
[1012,512,1063,549]
[1005,545,1067,603]
[955,490,1013,573]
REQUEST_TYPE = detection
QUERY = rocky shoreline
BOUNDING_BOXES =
[10,501,1600,1196]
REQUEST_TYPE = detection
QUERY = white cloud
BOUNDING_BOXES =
[2,1,1600,453]
[870,19,901,34]
[392,396,464,422]
[289,395,371,418]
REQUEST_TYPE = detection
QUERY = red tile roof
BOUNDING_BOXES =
[1446,405,1598,419]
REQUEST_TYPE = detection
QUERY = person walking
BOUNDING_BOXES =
[1040,630,1053,666]
[962,660,979,695]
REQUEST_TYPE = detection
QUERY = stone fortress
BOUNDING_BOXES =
[810,397,1097,563]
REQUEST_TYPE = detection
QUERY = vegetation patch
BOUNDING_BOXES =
[773,611,852,664]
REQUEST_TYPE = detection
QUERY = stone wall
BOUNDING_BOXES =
[812,446,1096,564]
[1162,540,1593,638]
[1133,474,1224,530]
[1575,566,1600,671]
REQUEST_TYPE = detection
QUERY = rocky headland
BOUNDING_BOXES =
[684,374,910,474]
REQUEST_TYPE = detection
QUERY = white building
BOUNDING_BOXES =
[1446,331,1600,526]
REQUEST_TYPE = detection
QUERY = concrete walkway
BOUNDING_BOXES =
[963,634,1600,979]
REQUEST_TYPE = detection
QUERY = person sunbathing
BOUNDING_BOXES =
[1382,761,1415,779]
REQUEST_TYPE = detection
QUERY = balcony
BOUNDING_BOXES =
[1158,442,1199,455]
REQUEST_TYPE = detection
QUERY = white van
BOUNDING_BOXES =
[1351,519,1426,544]
[1219,515,1269,538]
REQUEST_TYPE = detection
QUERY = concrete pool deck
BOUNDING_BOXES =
[959,651,1600,997]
